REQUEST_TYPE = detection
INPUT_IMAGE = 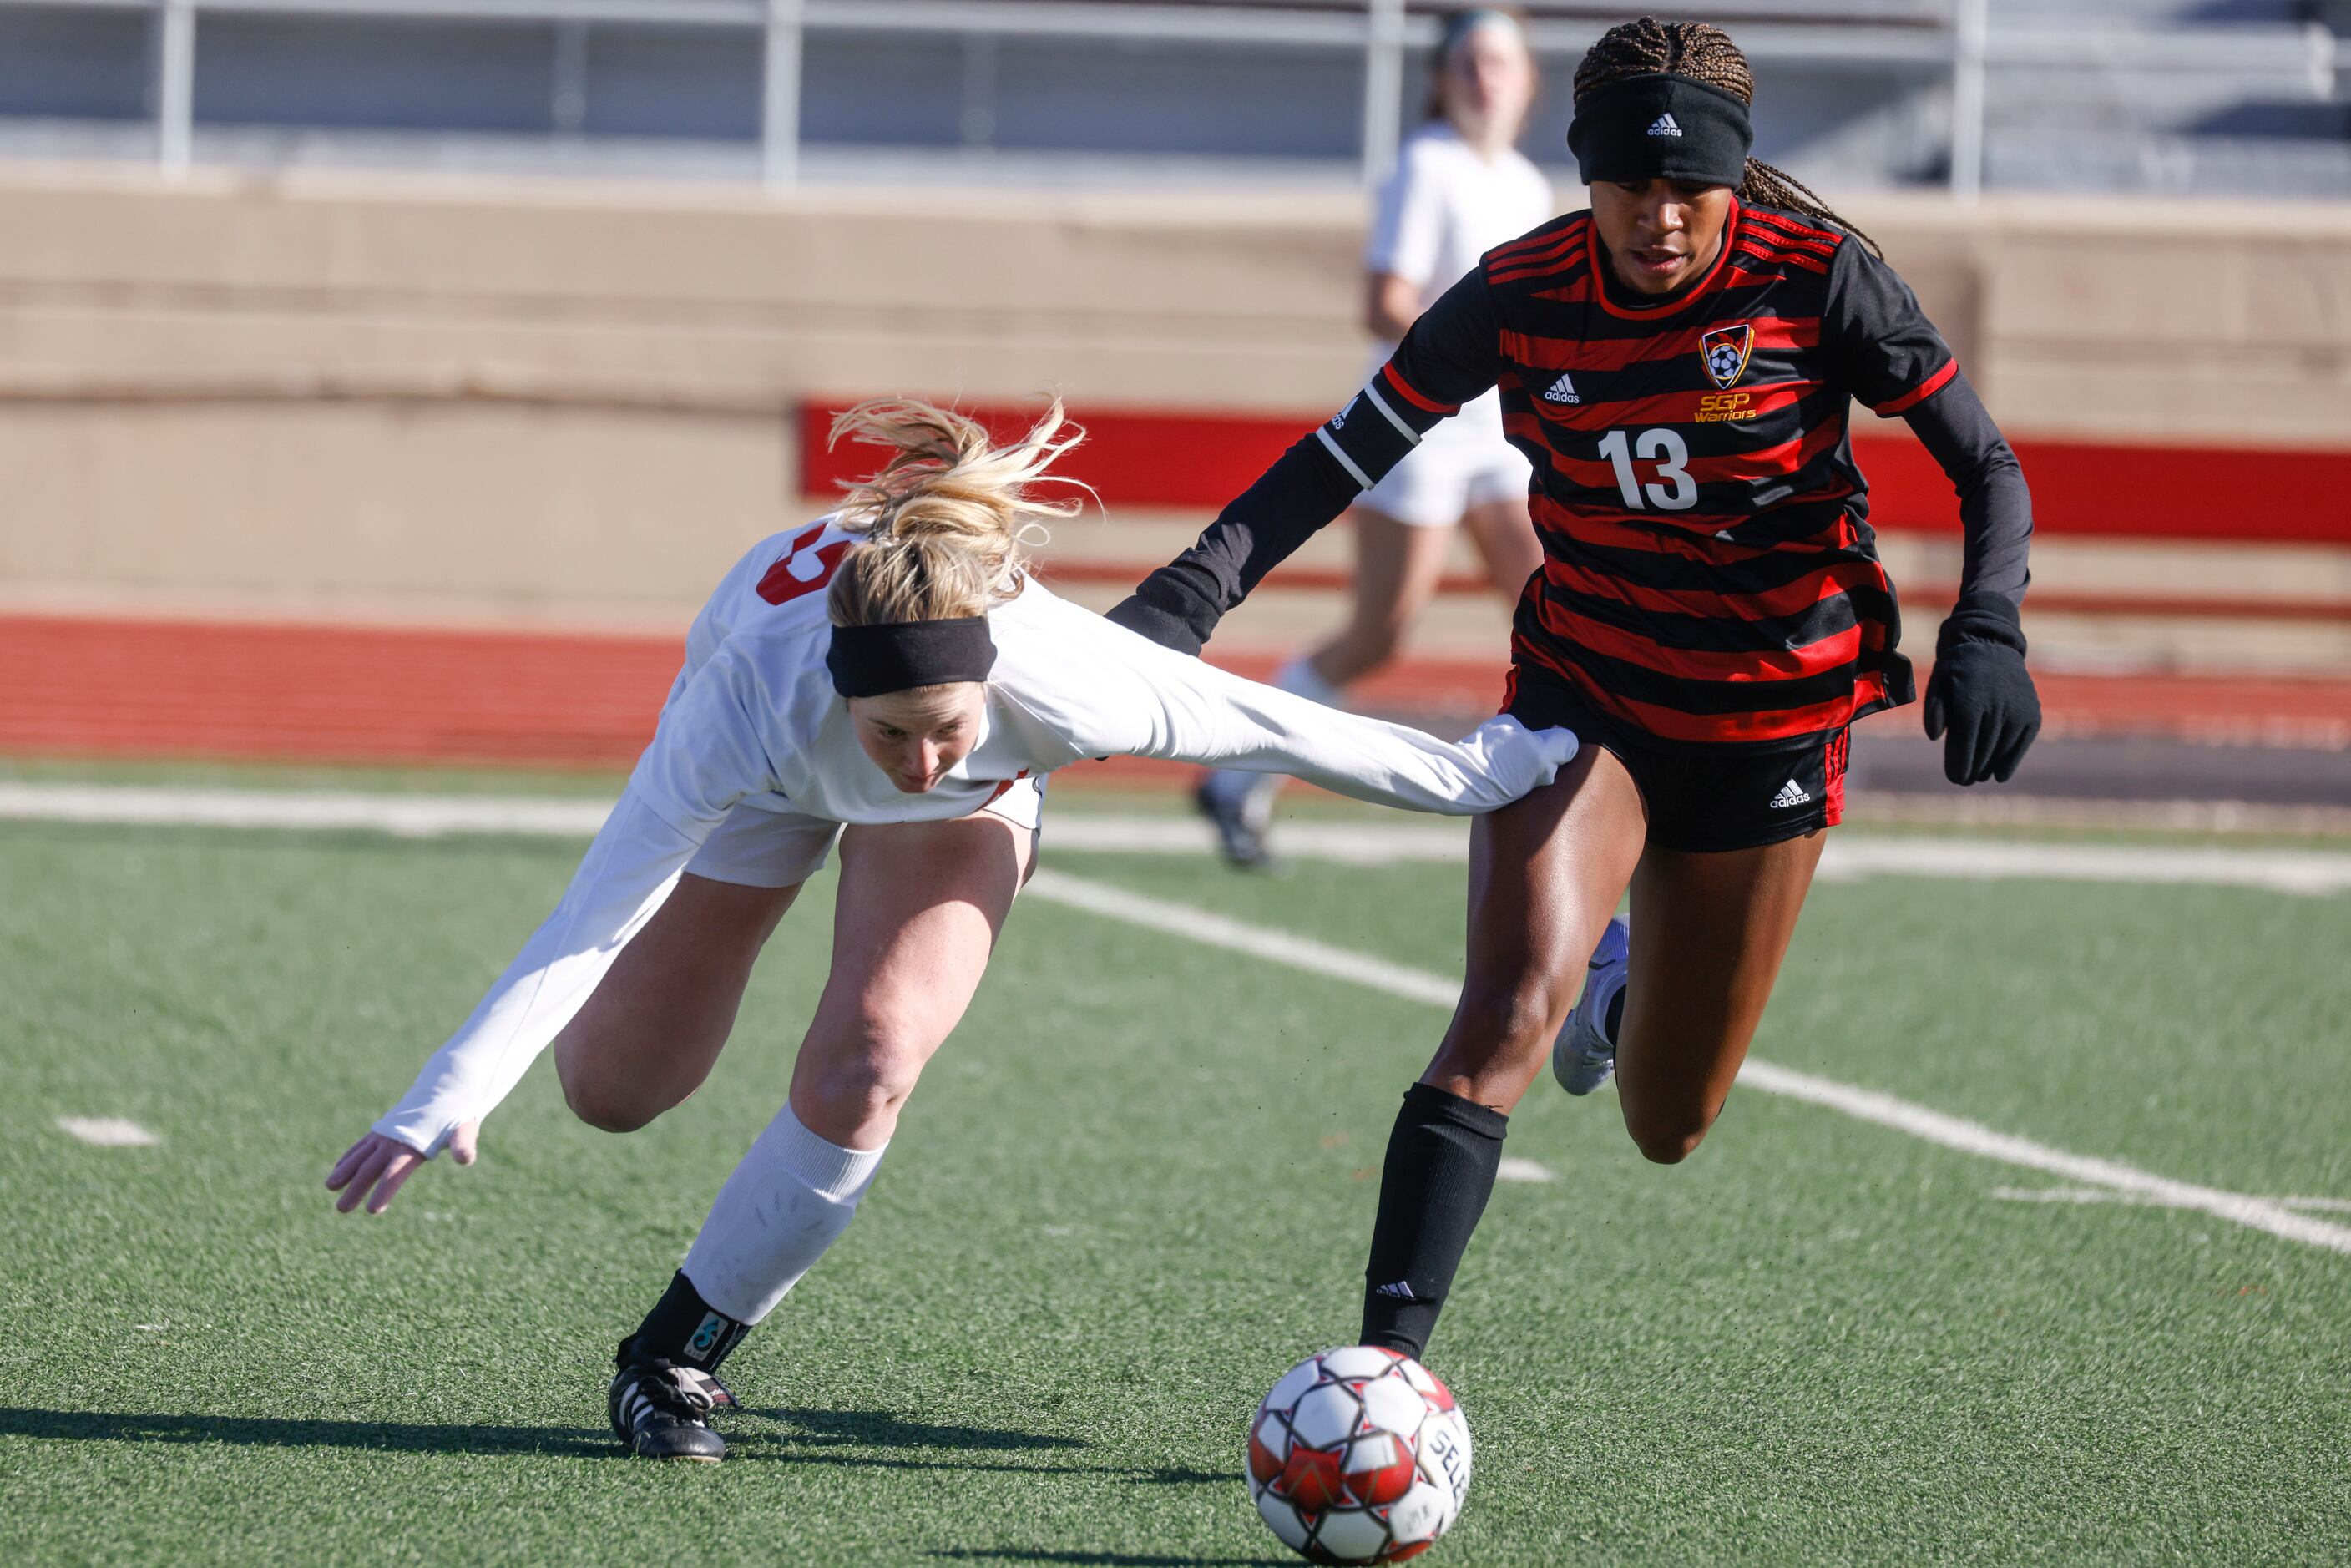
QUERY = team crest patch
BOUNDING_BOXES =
[1701,323,1755,390]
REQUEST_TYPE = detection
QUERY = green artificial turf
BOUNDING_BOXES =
[2,810,2347,1565]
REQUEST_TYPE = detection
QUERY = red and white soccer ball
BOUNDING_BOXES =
[1246,1346,1473,1564]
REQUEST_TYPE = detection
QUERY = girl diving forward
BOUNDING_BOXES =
[323,399,1578,1460]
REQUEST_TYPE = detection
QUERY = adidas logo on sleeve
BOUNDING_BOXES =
[1541,372,1580,405]
[1647,113,1683,138]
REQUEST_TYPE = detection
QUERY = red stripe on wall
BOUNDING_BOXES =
[799,401,2351,545]
[797,401,1304,513]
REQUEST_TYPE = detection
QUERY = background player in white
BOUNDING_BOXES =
[321,400,1576,1461]
[1198,8,1555,867]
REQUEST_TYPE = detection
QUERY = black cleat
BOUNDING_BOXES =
[609,1357,735,1462]
[1195,772,1280,872]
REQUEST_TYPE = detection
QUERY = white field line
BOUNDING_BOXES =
[1495,1157,1558,1185]
[0,782,613,839]
[56,1115,160,1146]
[3,784,2348,894]
[1023,869,2351,1258]
[1994,1186,2351,1214]
[7,785,2346,1244]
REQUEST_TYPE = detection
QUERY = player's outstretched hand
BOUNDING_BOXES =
[1923,594,2040,786]
[325,1121,478,1215]
[1458,714,1580,802]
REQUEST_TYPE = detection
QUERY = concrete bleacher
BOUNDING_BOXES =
[1983,0,2351,195]
[0,0,2338,195]
[0,169,2340,685]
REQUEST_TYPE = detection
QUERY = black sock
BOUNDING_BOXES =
[1604,989,1626,1044]
[1359,1082,1508,1360]
[619,1272,751,1372]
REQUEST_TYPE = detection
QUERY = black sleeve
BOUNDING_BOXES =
[1106,266,1504,654]
[1901,368,2033,609]
[1823,240,2031,611]
[1822,238,1956,418]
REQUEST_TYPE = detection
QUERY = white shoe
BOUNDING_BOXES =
[1551,915,1630,1096]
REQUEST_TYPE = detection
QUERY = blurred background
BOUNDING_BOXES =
[0,0,2345,821]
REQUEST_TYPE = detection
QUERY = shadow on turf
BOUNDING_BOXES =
[0,1405,1232,1488]
[0,1407,608,1457]
[746,1409,1229,1487]
[929,1555,1291,1567]
[767,1406,1083,1451]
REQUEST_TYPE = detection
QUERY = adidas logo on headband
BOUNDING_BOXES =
[1647,113,1683,138]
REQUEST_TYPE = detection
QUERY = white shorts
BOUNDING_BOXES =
[1359,389,1531,529]
[684,776,1047,890]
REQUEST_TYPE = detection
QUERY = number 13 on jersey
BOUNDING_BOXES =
[1597,428,1698,512]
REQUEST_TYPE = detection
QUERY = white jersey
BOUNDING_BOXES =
[631,517,1557,835]
[1363,123,1555,454]
[1367,121,1555,324]
[372,518,1578,1156]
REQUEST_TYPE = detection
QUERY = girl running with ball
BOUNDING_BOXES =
[324,400,1577,1461]
[1107,18,2040,1362]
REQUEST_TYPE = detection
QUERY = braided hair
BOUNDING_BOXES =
[1572,17,1883,259]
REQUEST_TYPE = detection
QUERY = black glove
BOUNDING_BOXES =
[1922,594,2040,786]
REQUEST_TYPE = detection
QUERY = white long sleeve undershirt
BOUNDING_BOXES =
[372,792,696,1156]
[369,534,1575,1158]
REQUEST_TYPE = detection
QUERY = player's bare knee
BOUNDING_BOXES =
[1443,976,1566,1070]
[1631,1130,1699,1165]
[801,1035,928,1130]
[1628,1114,1714,1166]
[559,1068,659,1135]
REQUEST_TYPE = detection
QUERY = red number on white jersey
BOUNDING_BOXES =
[756,523,852,605]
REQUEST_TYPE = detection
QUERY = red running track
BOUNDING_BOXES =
[4,615,2346,774]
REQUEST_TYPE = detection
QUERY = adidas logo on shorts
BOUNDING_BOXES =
[1542,372,1580,405]
[1769,779,1813,810]
[1647,113,1683,138]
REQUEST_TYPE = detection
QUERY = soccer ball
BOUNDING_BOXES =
[1246,1346,1473,1564]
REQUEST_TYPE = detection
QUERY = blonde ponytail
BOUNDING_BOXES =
[825,397,1086,630]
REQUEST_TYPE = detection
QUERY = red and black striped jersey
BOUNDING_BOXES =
[1370,199,1955,746]
[1111,198,2032,752]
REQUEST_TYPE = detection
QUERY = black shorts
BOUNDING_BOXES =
[1504,670,1849,854]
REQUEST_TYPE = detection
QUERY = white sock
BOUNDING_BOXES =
[680,1102,887,1325]
[1274,654,1342,709]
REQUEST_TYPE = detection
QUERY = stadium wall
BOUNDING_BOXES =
[0,168,2345,635]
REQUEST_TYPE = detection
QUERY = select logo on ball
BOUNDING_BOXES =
[1247,1346,1475,1564]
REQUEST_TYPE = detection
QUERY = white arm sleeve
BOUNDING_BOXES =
[1014,620,1575,816]
[371,656,771,1157]
[370,791,702,1157]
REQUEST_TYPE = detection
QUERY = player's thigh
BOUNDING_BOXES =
[1347,503,1456,630]
[554,871,802,1127]
[1615,830,1827,1161]
[1458,494,1541,599]
[1425,743,1648,1109]
[787,808,1035,1136]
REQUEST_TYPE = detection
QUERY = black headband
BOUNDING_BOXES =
[1568,73,1752,190]
[826,617,997,699]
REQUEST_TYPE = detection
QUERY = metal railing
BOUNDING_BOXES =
[1,0,2343,192]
